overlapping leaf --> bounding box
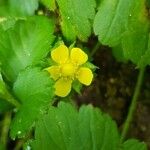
[32,102,147,150]
[56,0,96,41]
[123,139,147,150]
[94,0,150,68]
[0,16,54,82]
[121,0,150,67]
[94,0,135,46]
[10,67,55,139]
[32,102,120,150]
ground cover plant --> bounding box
[0,0,150,149]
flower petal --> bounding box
[45,66,60,80]
[77,67,93,86]
[54,78,72,97]
[51,44,69,63]
[70,48,88,65]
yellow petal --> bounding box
[54,78,72,97]
[51,44,69,64]
[77,67,93,86]
[70,48,88,65]
[45,66,60,80]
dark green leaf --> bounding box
[32,102,120,150]
[10,67,55,139]
[123,139,147,150]
[121,0,150,67]
[0,16,54,82]
[112,45,127,62]
[0,98,12,113]
[137,37,150,67]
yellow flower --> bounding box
[46,44,93,97]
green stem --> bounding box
[0,112,12,150]
[14,140,24,150]
[14,131,32,150]
[90,42,101,57]
[5,92,21,108]
[121,67,145,142]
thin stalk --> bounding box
[14,140,24,150]
[14,132,32,150]
[121,67,145,142]
[5,92,21,108]
[0,112,12,150]
[90,42,101,57]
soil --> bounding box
[75,46,150,149]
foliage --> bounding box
[32,102,146,150]
[0,0,149,149]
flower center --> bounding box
[61,63,75,77]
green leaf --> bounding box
[57,0,96,41]
[0,17,17,30]
[10,67,55,139]
[0,0,38,17]
[72,80,82,94]
[94,0,139,46]
[112,45,127,62]
[0,16,54,82]
[32,102,120,150]
[137,37,150,68]
[122,25,149,66]
[123,139,147,150]
[41,0,56,11]
[121,0,150,67]
[94,0,150,67]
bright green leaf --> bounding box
[32,102,120,150]
[10,67,55,139]
[57,0,96,41]
[0,17,17,30]
[0,16,54,82]
[123,139,147,150]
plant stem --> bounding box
[14,132,32,150]
[5,92,21,108]
[14,140,24,150]
[0,112,12,150]
[121,67,145,142]
[90,42,101,57]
